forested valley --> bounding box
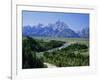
[22,36,89,69]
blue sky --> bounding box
[22,10,89,32]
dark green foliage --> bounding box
[43,43,89,67]
[38,39,65,52]
[22,50,44,69]
[62,43,88,51]
[22,36,89,68]
[22,36,65,69]
[46,40,65,49]
[23,36,65,52]
[22,36,44,69]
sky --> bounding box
[22,10,89,32]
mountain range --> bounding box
[22,21,89,38]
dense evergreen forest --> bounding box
[22,36,65,68]
[43,43,89,67]
[22,36,89,69]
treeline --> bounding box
[22,36,65,69]
[43,43,89,67]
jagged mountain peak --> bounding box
[55,20,67,26]
[22,21,81,38]
[49,20,69,31]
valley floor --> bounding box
[22,36,89,69]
